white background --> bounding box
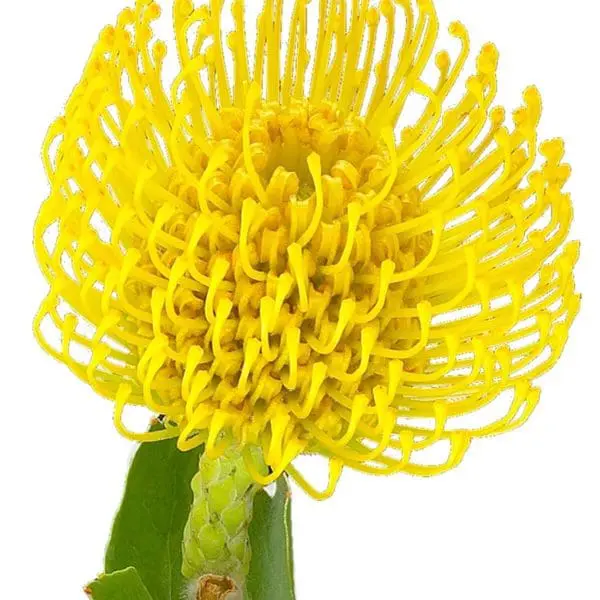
[1,1,599,598]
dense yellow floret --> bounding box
[34,0,579,499]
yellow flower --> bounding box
[34,0,579,500]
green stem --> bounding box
[182,447,267,597]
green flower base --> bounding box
[86,423,295,600]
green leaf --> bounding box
[86,567,153,600]
[247,476,296,600]
[105,424,203,600]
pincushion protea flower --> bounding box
[34,0,579,500]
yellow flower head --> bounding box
[34,0,579,499]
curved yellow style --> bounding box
[34,0,579,499]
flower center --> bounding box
[167,98,424,276]
[145,96,432,429]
